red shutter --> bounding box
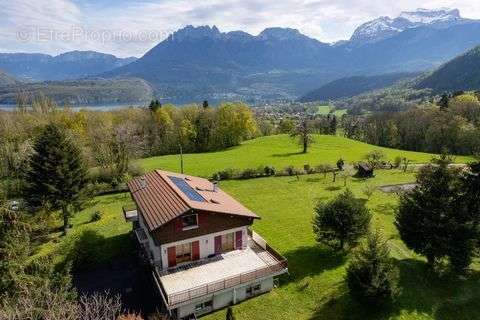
[167,246,177,268]
[198,213,207,227]
[214,235,222,254]
[235,230,243,249]
[175,218,183,232]
[192,241,200,260]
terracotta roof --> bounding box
[127,170,259,231]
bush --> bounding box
[285,165,296,176]
[304,164,314,174]
[346,231,399,305]
[215,168,237,180]
[264,166,276,176]
[337,158,345,170]
[90,211,103,222]
[393,156,402,168]
[365,150,387,168]
[313,189,371,251]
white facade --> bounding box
[176,277,274,319]
[159,226,248,270]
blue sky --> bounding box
[1,0,479,57]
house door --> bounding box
[192,241,200,261]
[214,235,222,254]
[167,246,176,268]
[235,231,243,249]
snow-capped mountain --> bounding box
[350,8,463,44]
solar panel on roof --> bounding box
[168,176,206,202]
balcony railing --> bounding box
[155,232,288,307]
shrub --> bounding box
[285,165,295,176]
[317,164,334,178]
[264,166,276,176]
[393,156,402,168]
[337,158,345,170]
[313,189,371,251]
[215,168,237,180]
[304,164,314,174]
[346,231,399,305]
[240,168,258,179]
[90,211,103,222]
[365,150,387,168]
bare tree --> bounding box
[291,117,314,153]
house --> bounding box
[123,170,288,319]
[355,162,374,178]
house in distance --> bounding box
[123,170,288,319]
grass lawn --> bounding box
[34,135,479,319]
[317,106,347,117]
[37,168,480,320]
[138,135,472,178]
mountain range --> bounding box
[0,51,136,82]
[1,8,480,105]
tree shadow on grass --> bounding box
[68,230,133,272]
[325,186,342,191]
[308,258,480,320]
[282,245,347,287]
[271,151,305,157]
[71,231,162,314]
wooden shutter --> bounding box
[214,235,222,254]
[198,213,207,227]
[235,230,243,249]
[175,218,183,232]
[192,241,200,260]
[167,246,177,268]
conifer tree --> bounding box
[313,189,371,251]
[396,156,480,272]
[346,230,399,305]
[24,123,88,234]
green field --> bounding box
[317,106,347,117]
[36,135,479,320]
[139,134,472,178]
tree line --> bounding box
[0,101,258,196]
[341,92,480,155]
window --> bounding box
[222,233,234,252]
[182,214,198,230]
[175,243,192,264]
[195,300,213,312]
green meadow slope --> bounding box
[139,134,472,177]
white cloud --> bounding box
[0,0,479,57]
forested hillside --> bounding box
[0,78,154,105]
[416,46,480,93]
[300,72,418,102]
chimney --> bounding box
[139,177,148,189]
[213,181,219,192]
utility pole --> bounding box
[179,144,184,174]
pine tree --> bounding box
[313,189,371,251]
[395,156,479,272]
[203,100,209,109]
[346,230,399,305]
[24,123,88,234]
[330,115,337,135]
